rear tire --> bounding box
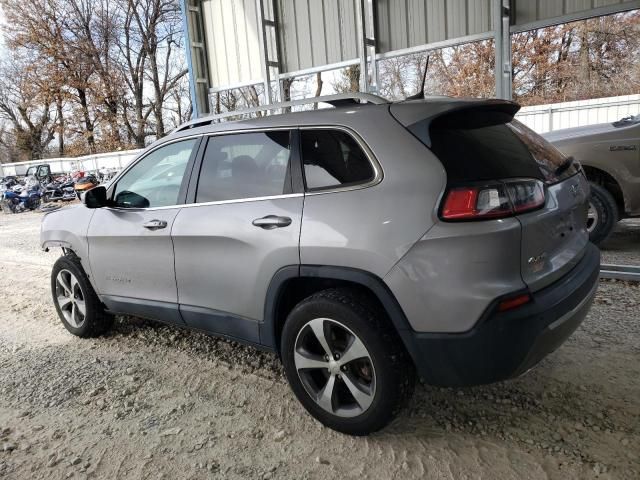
[587,182,618,246]
[281,288,415,435]
[51,254,113,337]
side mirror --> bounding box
[83,185,108,208]
[113,190,150,208]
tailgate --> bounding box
[517,173,590,291]
[507,120,591,291]
[391,99,591,294]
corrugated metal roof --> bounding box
[202,0,264,88]
[376,0,494,53]
[198,0,639,91]
[513,0,637,26]
[277,0,360,72]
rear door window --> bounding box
[195,131,292,203]
[300,130,374,190]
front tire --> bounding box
[51,255,113,337]
[281,288,415,435]
[587,182,618,246]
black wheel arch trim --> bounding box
[260,264,413,351]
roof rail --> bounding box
[174,92,388,132]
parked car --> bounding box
[545,114,640,245]
[25,164,53,184]
[41,94,599,435]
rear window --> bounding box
[300,130,374,190]
[421,112,579,184]
[507,120,579,182]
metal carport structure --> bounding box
[180,0,640,117]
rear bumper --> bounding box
[399,242,600,387]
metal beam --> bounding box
[356,0,368,92]
[277,59,361,80]
[180,0,198,118]
[374,32,495,61]
[256,0,274,104]
[366,0,379,93]
[182,0,211,117]
[511,0,640,34]
[208,78,270,94]
[494,0,512,100]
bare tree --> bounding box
[332,65,361,93]
[65,0,124,145]
[1,0,99,152]
[0,55,58,160]
[127,0,188,139]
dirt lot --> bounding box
[0,210,638,480]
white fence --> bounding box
[516,94,640,134]
[0,149,143,177]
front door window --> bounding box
[113,139,197,208]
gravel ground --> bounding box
[0,210,638,480]
[600,218,640,266]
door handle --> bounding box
[143,219,168,230]
[252,215,292,230]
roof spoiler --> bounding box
[390,98,520,147]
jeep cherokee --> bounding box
[41,94,600,435]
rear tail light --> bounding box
[441,179,545,221]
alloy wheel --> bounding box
[587,200,599,233]
[55,269,86,328]
[294,317,376,418]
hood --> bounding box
[543,122,615,143]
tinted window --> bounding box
[195,131,291,203]
[301,130,374,190]
[427,114,577,184]
[507,120,580,182]
[114,139,196,208]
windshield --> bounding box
[613,114,640,128]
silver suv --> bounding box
[41,94,600,435]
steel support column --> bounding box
[494,0,512,100]
[356,0,368,92]
[256,0,273,104]
[182,0,211,117]
[356,0,378,93]
[180,0,199,118]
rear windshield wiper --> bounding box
[554,156,575,176]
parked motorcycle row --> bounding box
[0,167,119,214]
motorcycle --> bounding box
[42,177,77,203]
[74,174,100,199]
[1,176,42,213]
[98,167,119,182]
[1,176,19,191]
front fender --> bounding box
[41,205,96,279]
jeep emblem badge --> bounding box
[570,184,579,197]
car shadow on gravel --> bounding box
[107,316,284,378]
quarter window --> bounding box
[301,130,374,190]
[113,139,197,208]
[195,131,291,203]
